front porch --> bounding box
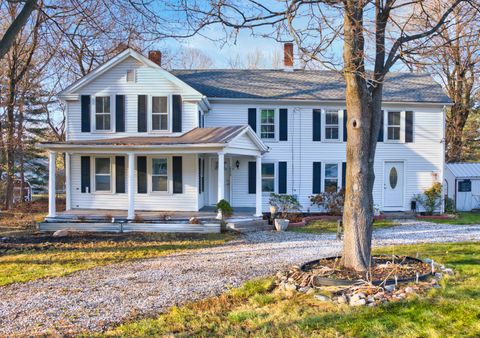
[39,126,269,230]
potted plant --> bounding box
[215,199,233,231]
[269,193,302,231]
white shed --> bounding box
[445,163,480,211]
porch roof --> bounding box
[39,125,269,155]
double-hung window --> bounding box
[325,110,339,140]
[387,111,401,141]
[324,163,338,192]
[151,158,168,192]
[260,109,275,139]
[152,96,168,131]
[262,163,275,192]
[95,96,111,131]
[95,157,111,191]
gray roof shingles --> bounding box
[172,69,450,103]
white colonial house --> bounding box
[40,46,450,221]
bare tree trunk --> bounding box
[341,0,377,271]
[446,104,470,162]
[4,57,17,210]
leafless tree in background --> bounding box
[409,0,480,163]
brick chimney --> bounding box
[148,50,162,66]
[283,43,294,69]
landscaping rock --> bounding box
[384,284,395,292]
[350,298,366,306]
[314,294,330,302]
[367,296,375,303]
[336,295,348,304]
[404,286,414,294]
[443,268,454,276]
[298,286,311,293]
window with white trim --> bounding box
[324,163,338,192]
[325,110,339,140]
[151,158,168,192]
[152,96,168,131]
[95,96,111,131]
[262,163,275,192]
[260,109,275,139]
[387,111,401,140]
[95,157,111,191]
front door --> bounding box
[383,161,404,209]
[209,158,231,205]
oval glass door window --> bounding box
[389,167,398,189]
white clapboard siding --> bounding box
[206,102,444,212]
[38,222,220,233]
[67,56,198,141]
[70,154,199,211]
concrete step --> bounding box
[226,219,273,233]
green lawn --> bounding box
[419,212,480,225]
[104,242,480,337]
[0,232,235,286]
[290,219,395,234]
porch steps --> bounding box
[226,218,272,233]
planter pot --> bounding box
[274,219,289,231]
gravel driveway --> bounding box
[1,222,479,336]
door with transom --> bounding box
[383,161,404,209]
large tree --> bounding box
[129,0,478,271]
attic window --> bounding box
[126,70,136,82]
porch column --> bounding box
[217,152,225,202]
[255,155,262,217]
[47,151,56,218]
[65,152,71,211]
[127,152,135,220]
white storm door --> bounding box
[384,161,404,208]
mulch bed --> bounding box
[301,255,431,282]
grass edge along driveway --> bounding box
[0,232,236,286]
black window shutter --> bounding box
[405,111,414,143]
[342,162,347,189]
[173,156,183,193]
[312,162,322,194]
[248,108,257,132]
[115,156,126,193]
[377,110,384,142]
[137,95,147,132]
[81,95,91,132]
[137,156,147,193]
[248,161,256,194]
[115,95,125,132]
[279,109,288,141]
[278,162,287,194]
[81,156,91,193]
[313,109,321,141]
[201,158,205,192]
[343,109,348,142]
[172,95,182,132]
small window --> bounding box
[152,96,168,131]
[262,163,275,192]
[325,110,339,140]
[152,158,168,192]
[95,96,111,131]
[387,111,401,140]
[324,163,338,192]
[126,70,136,82]
[389,167,398,189]
[95,157,111,191]
[260,109,275,139]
